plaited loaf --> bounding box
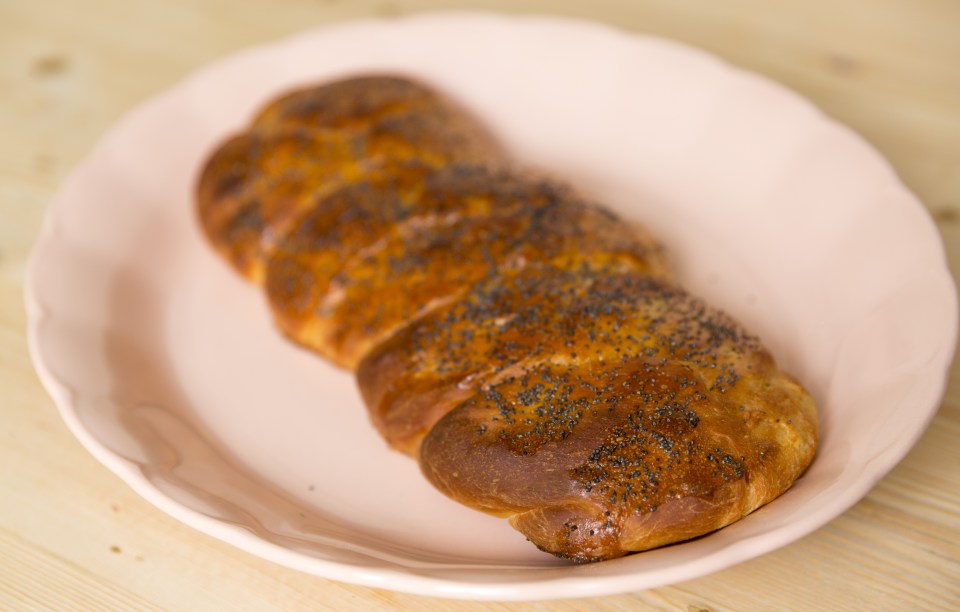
[197,76,817,562]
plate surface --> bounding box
[26,12,957,600]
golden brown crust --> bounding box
[196,76,498,282]
[416,274,817,561]
[269,168,670,369]
[196,75,818,563]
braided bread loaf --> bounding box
[197,76,817,562]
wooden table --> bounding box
[2,0,958,609]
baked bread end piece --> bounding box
[418,280,817,562]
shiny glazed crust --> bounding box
[196,75,818,562]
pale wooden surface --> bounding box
[2,0,958,609]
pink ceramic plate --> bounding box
[26,12,957,600]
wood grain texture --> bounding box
[1,0,958,609]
